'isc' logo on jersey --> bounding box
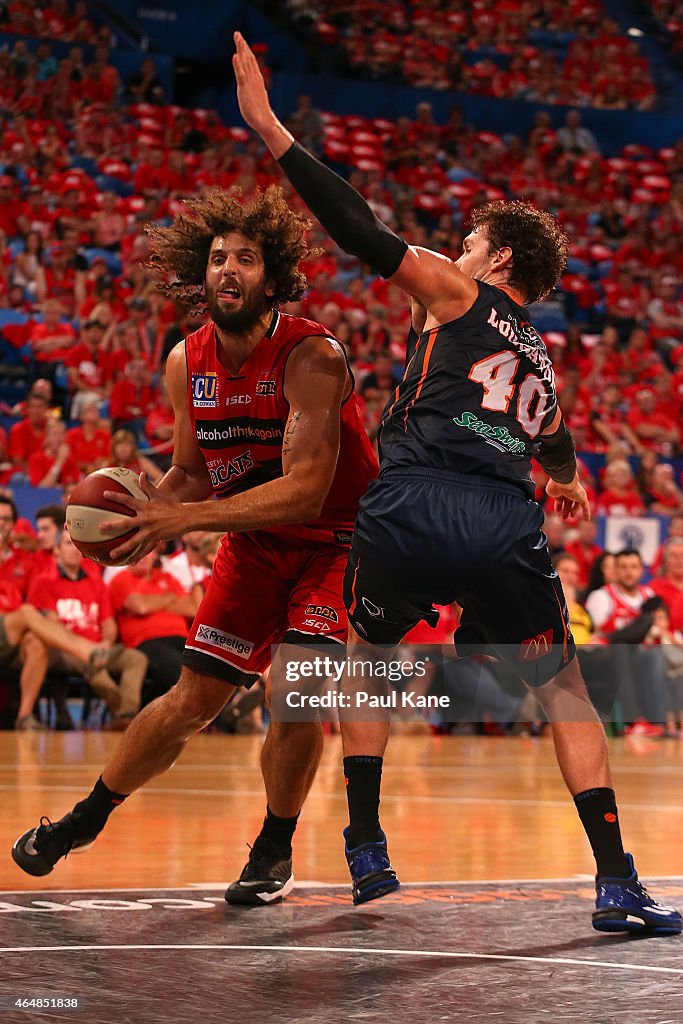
[192,373,218,408]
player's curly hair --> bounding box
[145,185,317,310]
[470,201,569,304]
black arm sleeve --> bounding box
[278,141,408,278]
[605,612,654,646]
[536,418,577,484]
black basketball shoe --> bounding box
[12,813,98,877]
[225,836,294,905]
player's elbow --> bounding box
[293,480,328,522]
[296,489,326,522]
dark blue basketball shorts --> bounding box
[343,468,576,687]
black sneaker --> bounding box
[12,813,97,877]
[225,836,294,905]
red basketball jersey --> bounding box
[600,583,653,633]
[185,310,378,543]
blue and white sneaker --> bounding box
[343,826,400,906]
[593,854,682,935]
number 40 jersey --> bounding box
[378,281,559,498]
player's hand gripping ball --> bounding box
[66,467,150,566]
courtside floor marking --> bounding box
[3,763,682,775]
[3,878,683,894]
[0,943,681,975]
[1,784,681,814]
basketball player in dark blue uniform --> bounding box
[234,32,681,935]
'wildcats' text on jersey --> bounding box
[185,310,378,543]
[379,282,559,496]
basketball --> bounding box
[66,467,149,566]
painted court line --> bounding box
[0,879,603,895]
[0,943,680,976]
[2,762,681,775]
[1,784,681,814]
[3,876,683,896]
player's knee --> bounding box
[166,668,233,729]
[20,631,47,659]
[534,655,590,705]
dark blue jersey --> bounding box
[378,282,558,497]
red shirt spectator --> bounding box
[627,389,681,451]
[0,176,23,237]
[28,566,114,643]
[27,418,80,488]
[66,404,112,474]
[0,496,35,599]
[29,301,77,364]
[64,320,109,397]
[108,564,189,648]
[0,579,23,613]
[109,358,155,424]
[145,409,174,452]
[649,542,683,631]
[596,489,645,517]
[7,392,49,472]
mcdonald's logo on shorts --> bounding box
[519,629,554,661]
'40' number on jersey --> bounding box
[467,351,551,438]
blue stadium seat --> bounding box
[95,174,134,197]
[70,156,99,176]
[0,310,29,328]
[531,309,568,333]
[84,248,123,275]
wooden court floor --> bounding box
[2,731,682,892]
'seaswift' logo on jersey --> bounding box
[192,372,218,408]
[453,411,526,453]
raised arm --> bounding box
[232,32,476,317]
[102,336,349,559]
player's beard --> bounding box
[206,284,273,333]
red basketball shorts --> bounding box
[183,530,349,685]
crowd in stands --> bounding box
[0,0,104,46]
[647,1,683,64]
[0,490,221,731]
[0,3,682,734]
[292,1,657,108]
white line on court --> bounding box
[3,877,683,896]
[0,943,681,976]
[1,763,681,775]
[1,784,681,814]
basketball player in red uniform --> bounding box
[13,186,378,904]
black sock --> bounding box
[574,787,631,879]
[343,755,383,847]
[73,776,128,835]
[259,806,299,857]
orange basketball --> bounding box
[66,467,149,566]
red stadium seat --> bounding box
[622,143,653,160]
[355,158,385,173]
